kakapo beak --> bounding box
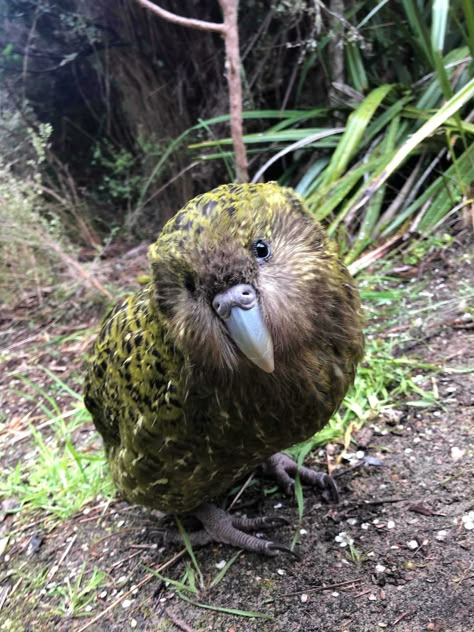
[212,284,274,373]
[227,304,274,373]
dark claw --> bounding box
[192,503,296,555]
[321,473,339,504]
[266,542,301,559]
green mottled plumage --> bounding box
[84,183,364,515]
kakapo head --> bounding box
[148,182,363,376]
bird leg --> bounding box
[158,453,338,555]
[263,452,339,503]
[189,503,295,556]
[157,508,293,555]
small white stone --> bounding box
[273,503,283,509]
[461,511,474,530]
[378,623,388,628]
[375,564,386,573]
[331,592,339,597]
[450,447,465,461]
[99,590,107,599]
[215,560,226,570]
[347,518,358,526]
[355,450,365,459]
[85,605,93,612]
[407,540,419,550]
[367,551,375,557]
[387,520,395,529]
[277,568,285,576]
[300,593,308,603]
[435,530,448,541]
[369,593,377,601]
[130,619,138,628]
[299,529,308,535]
[122,599,133,609]
[361,523,370,530]
[335,532,354,547]
[404,448,413,454]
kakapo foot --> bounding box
[263,452,339,503]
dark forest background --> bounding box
[0,0,472,303]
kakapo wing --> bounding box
[83,286,185,508]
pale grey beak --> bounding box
[212,284,274,373]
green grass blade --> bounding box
[416,144,474,233]
[349,77,474,218]
[209,551,242,589]
[462,0,474,57]
[346,42,369,92]
[189,128,340,148]
[320,84,394,187]
[295,158,329,196]
[145,568,198,595]
[431,0,449,52]
[176,592,273,620]
[175,517,204,588]
[402,0,434,65]
[357,0,391,28]
[251,128,344,184]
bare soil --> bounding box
[0,242,472,632]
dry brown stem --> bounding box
[135,0,225,33]
[41,231,114,300]
[135,0,249,182]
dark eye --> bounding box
[184,272,196,294]
[252,239,271,262]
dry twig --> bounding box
[165,607,198,632]
[135,0,248,182]
[393,609,416,626]
[48,534,77,580]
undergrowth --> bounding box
[0,123,73,307]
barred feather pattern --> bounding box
[84,183,364,513]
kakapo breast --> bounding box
[106,360,346,515]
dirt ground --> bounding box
[0,241,472,632]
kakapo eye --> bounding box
[252,239,272,262]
